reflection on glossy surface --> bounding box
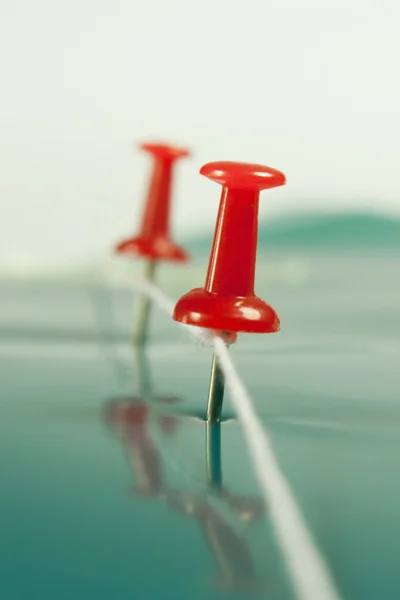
[206,421,223,489]
[168,492,268,595]
[108,406,269,595]
[105,346,269,596]
[106,401,167,498]
[105,346,181,496]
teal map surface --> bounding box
[1,213,399,600]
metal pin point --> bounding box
[133,261,157,346]
[206,352,226,422]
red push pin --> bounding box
[116,142,190,345]
[173,161,286,420]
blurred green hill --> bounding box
[186,212,400,254]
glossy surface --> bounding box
[174,161,285,333]
[1,246,400,599]
[116,142,190,262]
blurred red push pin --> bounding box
[173,161,286,420]
[116,142,190,345]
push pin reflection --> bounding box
[173,162,286,421]
[115,142,190,345]
[106,345,181,436]
[105,346,182,497]
[106,369,268,594]
[105,401,166,498]
[206,420,222,490]
[168,492,268,594]
[205,421,265,520]
[104,343,183,497]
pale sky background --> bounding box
[1,0,400,266]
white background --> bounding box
[1,0,400,266]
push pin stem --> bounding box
[132,330,154,393]
[133,261,157,346]
[173,161,286,420]
[206,352,226,422]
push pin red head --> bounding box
[115,142,190,345]
[173,161,286,420]
[173,161,285,333]
[116,142,190,263]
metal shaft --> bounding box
[133,345,153,402]
[133,261,157,346]
[206,420,222,489]
[206,352,226,422]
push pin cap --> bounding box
[140,142,189,161]
[116,142,190,262]
[173,161,285,334]
[200,161,285,190]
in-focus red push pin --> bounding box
[116,142,190,345]
[173,161,286,421]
